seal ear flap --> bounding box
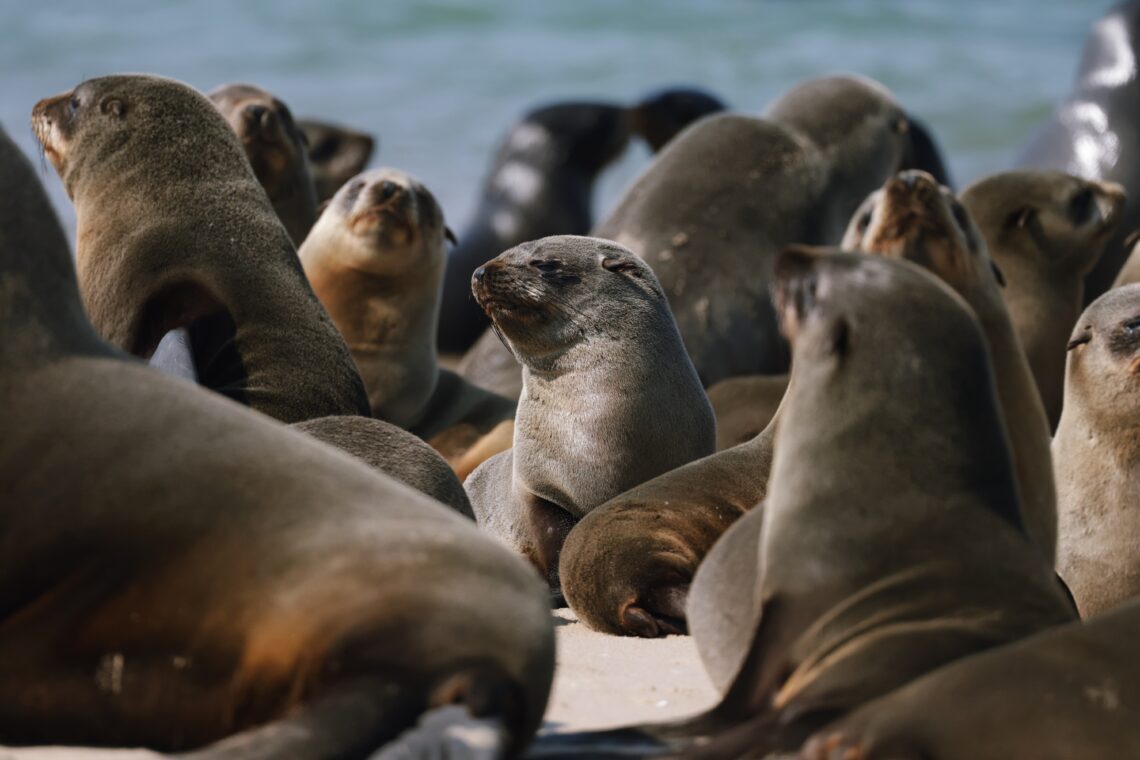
[1005,206,1036,230]
[445,226,458,247]
[101,98,126,119]
[990,260,1007,288]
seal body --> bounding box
[33,75,370,424]
[843,170,1058,563]
[210,83,319,246]
[1015,0,1140,301]
[960,170,1125,430]
[296,117,376,202]
[802,599,1140,760]
[464,236,715,590]
[438,102,632,354]
[593,76,913,386]
[675,249,1074,758]
[299,167,516,474]
[1054,284,1140,617]
[0,124,553,756]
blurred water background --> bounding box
[0,0,1115,237]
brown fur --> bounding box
[1054,284,1140,617]
[706,374,788,451]
[32,75,369,425]
[210,83,319,246]
[802,600,1140,760]
[296,118,376,203]
[0,123,553,756]
[961,170,1124,430]
[299,167,515,477]
[843,170,1059,563]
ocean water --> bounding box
[0,0,1115,237]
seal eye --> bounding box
[950,202,971,233]
[1069,188,1094,225]
[530,259,560,273]
[857,210,872,231]
[68,95,81,115]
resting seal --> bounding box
[535,250,1074,758]
[1054,284,1140,617]
[438,102,632,354]
[593,75,913,386]
[802,599,1140,760]
[210,83,319,246]
[464,236,715,591]
[960,170,1125,429]
[299,167,515,475]
[628,85,728,152]
[0,123,552,756]
[843,169,1058,562]
[33,74,370,424]
[296,117,376,202]
[1015,0,1140,302]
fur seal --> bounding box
[843,169,1058,562]
[559,402,779,639]
[801,600,1140,760]
[209,83,319,246]
[1015,0,1140,302]
[960,171,1125,430]
[1054,284,1140,617]
[628,85,728,152]
[296,117,376,203]
[533,249,1075,759]
[706,374,788,451]
[593,75,913,386]
[33,74,371,425]
[0,123,553,756]
[438,102,632,354]
[464,235,715,590]
[299,167,516,473]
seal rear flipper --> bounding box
[149,329,198,382]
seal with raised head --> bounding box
[438,102,632,354]
[296,117,376,203]
[801,599,1140,760]
[628,85,728,152]
[0,122,553,757]
[593,75,913,386]
[532,249,1075,759]
[299,167,516,474]
[842,169,1058,562]
[33,74,370,425]
[464,235,715,591]
[210,82,319,246]
[1015,0,1140,302]
[1053,284,1140,617]
[960,170,1125,430]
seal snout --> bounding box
[774,246,822,341]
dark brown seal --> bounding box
[296,117,376,202]
[960,170,1125,430]
[1054,283,1140,617]
[843,169,1058,562]
[32,74,370,425]
[299,167,515,476]
[463,235,715,592]
[0,122,553,757]
[210,82,319,246]
[801,599,1140,760]
[593,75,913,386]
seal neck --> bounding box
[0,133,109,368]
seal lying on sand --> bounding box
[299,167,516,475]
[0,122,552,757]
[210,82,319,246]
[464,236,715,591]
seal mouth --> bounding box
[471,264,546,324]
[31,98,67,172]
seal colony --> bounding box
[11,4,1140,753]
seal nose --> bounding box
[244,104,272,129]
[472,266,487,285]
